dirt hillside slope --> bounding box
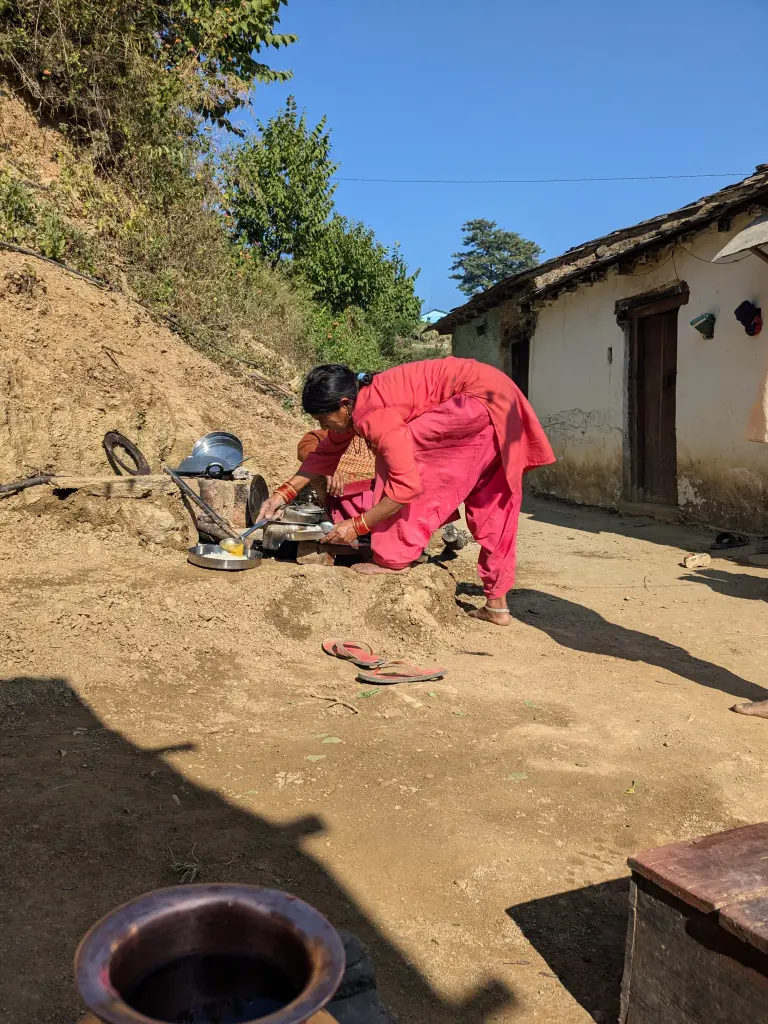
[0,86,62,185]
[0,249,302,484]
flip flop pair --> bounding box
[322,638,447,685]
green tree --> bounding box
[224,97,338,266]
[0,0,296,162]
[155,0,297,129]
[301,215,421,357]
[450,218,542,297]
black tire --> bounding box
[102,431,151,477]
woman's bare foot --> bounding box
[352,562,411,576]
[731,700,768,719]
[468,606,511,626]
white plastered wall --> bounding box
[528,211,768,530]
[451,309,502,368]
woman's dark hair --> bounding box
[302,364,376,415]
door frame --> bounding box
[616,284,689,505]
[506,334,531,397]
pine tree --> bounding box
[451,219,542,297]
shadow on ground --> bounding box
[0,676,513,1024]
[506,878,630,1024]
[455,585,768,704]
[523,495,718,552]
[681,567,768,602]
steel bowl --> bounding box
[74,884,345,1024]
[187,543,262,571]
[192,431,244,461]
[175,432,245,476]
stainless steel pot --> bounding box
[74,884,345,1024]
[280,504,326,526]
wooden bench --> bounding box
[621,822,768,1023]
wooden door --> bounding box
[633,309,678,504]
[509,337,530,397]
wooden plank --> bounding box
[621,881,768,1024]
[622,292,690,320]
[721,897,768,955]
[49,475,174,497]
[628,823,768,913]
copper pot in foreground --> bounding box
[75,884,345,1024]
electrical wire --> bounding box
[333,172,750,185]
[677,241,752,264]
[631,252,675,277]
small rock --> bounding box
[683,552,711,569]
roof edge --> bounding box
[433,169,768,334]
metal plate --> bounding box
[187,543,262,571]
[291,523,334,540]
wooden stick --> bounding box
[306,692,360,715]
[0,473,53,495]
[163,466,240,539]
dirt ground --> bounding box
[0,249,300,485]
[2,491,767,1024]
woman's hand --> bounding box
[326,473,345,498]
[321,518,358,546]
[257,493,288,524]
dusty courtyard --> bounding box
[2,493,768,1024]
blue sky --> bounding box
[240,0,768,314]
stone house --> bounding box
[433,168,768,531]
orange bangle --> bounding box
[275,482,298,504]
[353,514,371,537]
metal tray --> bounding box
[187,543,262,571]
